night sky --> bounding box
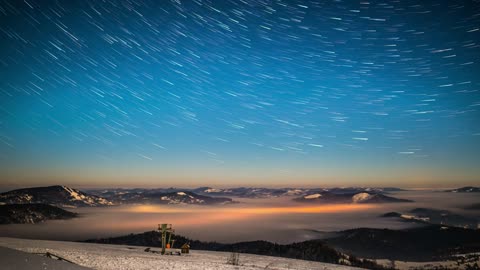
[1,0,479,188]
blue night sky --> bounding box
[0,0,479,188]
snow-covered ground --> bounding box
[376,258,480,270]
[0,237,364,270]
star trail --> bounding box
[0,0,479,187]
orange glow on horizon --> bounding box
[128,203,378,215]
[90,203,380,229]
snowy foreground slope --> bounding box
[0,237,364,270]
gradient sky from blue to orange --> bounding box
[0,0,479,188]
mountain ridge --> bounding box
[0,185,113,207]
[294,191,412,204]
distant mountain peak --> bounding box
[352,192,373,203]
[157,191,232,205]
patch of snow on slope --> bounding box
[21,194,33,202]
[400,215,430,222]
[304,194,322,199]
[205,188,222,193]
[352,192,372,203]
[62,186,86,201]
[177,192,187,196]
[286,189,304,196]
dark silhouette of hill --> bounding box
[0,204,77,224]
[325,225,480,261]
